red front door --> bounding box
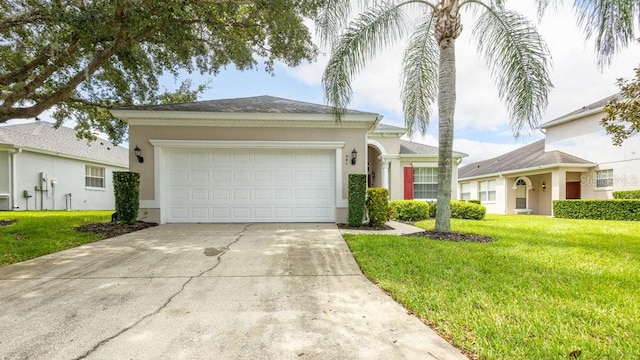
[566,182,581,199]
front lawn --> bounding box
[0,211,112,267]
[343,215,640,359]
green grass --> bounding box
[344,215,640,359]
[0,211,112,267]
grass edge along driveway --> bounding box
[343,215,640,359]
[1,211,112,267]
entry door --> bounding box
[515,179,527,209]
[566,182,581,199]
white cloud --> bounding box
[282,0,640,136]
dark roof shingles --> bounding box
[0,122,128,167]
[117,95,377,115]
[458,140,593,179]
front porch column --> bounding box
[381,159,390,192]
[551,169,566,215]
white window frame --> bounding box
[85,165,106,189]
[478,180,496,203]
[413,167,438,201]
[460,182,471,201]
[596,169,613,188]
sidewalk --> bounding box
[338,220,424,235]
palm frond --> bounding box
[573,0,639,68]
[531,0,563,18]
[472,6,553,136]
[315,0,353,46]
[401,13,438,136]
[322,2,408,117]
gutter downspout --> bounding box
[10,148,21,209]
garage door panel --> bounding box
[254,170,271,181]
[213,170,230,182]
[166,148,335,222]
[191,170,209,183]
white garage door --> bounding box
[165,148,336,222]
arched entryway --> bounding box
[512,176,533,211]
[366,139,388,191]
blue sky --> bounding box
[5,1,640,164]
[180,1,640,164]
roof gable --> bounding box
[0,122,128,167]
[538,93,620,129]
[458,140,593,179]
[399,140,467,157]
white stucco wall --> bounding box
[545,112,640,193]
[12,151,127,211]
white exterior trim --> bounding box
[113,109,379,124]
[146,140,348,223]
[539,107,603,129]
[459,163,595,181]
[7,146,127,169]
[148,139,345,149]
[366,139,387,156]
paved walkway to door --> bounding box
[0,223,467,360]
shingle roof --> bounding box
[0,121,128,167]
[458,140,593,179]
[116,95,377,115]
[538,93,621,129]
[399,140,467,157]
[372,123,407,133]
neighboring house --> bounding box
[111,95,466,224]
[0,121,129,211]
[458,95,640,215]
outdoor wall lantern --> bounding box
[541,182,546,192]
[351,148,358,165]
[134,145,144,163]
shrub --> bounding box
[468,199,481,205]
[430,201,486,220]
[429,202,437,218]
[389,200,430,221]
[348,174,367,227]
[553,200,640,221]
[366,188,390,226]
[113,171,140,224]
[613,190,640,199]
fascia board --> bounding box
[16,147,128,168]
[458,163,596,181]
[112,109,378,124]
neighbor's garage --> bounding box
[165,148,336,222]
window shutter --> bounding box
[404,167,413,199]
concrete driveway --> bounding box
[0,223,466,360]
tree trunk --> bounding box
[435,38,456,232]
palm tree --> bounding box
[318,1,552,232]
[537,0,639,69]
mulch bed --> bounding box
[406,230,495,243]
[337,223,394,231]
[0,219,16,227]
[76,221,158,238]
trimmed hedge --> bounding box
[430,201,486,220]
[389,200,430,222]
[553,200,640,221]
[348,174,367,227]
[613,190,640,199]
[366,188,390,226]
[113,171,140,224]
[468,199,481,205]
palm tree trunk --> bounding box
[435,38,456,232]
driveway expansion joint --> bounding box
[73,225,249,360]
